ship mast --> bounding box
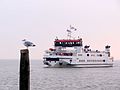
[67,25,77,39]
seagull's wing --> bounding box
[24,41,33,47]
[22,39,36,48]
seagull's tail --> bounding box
[22,39,26,41]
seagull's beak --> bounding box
[33,45,36,47]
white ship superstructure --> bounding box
[43,26,113,67]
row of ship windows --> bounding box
[79,60,105,62]
[47,60,105,63]
[55,42,81,44]
[78,54,104,57]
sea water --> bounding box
[0,60,120,90]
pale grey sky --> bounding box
[0,0,120,59]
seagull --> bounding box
[22,39,36,49]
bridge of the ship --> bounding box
[54,39,82,47]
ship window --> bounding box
[91,54,95,56]
[87,54,89,56]
[97,54,102,57]
[87,60,104,62]
[78,54,82,56]
[79,60,85,62]
[97,54,100,56]
[87,60,90,62]
[77,42,80,44]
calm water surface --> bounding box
[0,60,120,90]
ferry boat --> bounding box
[43,26,114,67]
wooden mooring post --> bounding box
[19,49,30,90]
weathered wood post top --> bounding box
[20,49,30,90]
[21,49,29,53]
